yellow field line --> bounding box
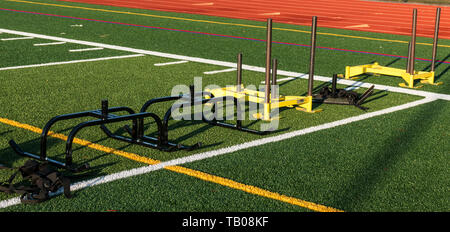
[166,166,341,212]
[0,117,343,212]
[7,0,450,48]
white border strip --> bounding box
[0,54,145,71]
[0,28,448,101]
[0,97,437,209]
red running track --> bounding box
[57,0,450,39]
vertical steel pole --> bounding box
[406,41,412,72]
[308,16,318,97]
[331,74,337,96]
[271,58,278,86]
[431,8,441,72]
[236,53,243,92]
[101,100,108,120]
[408,9,418,74]
[265,18,272,104]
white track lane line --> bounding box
[154,60,188,66]
[1,36,34,41]
[33,41,67,46]
[0,97,437,209]
[0,28,448,101]
[0,54,145,71]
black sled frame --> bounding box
[9,89,270,172]
[313,74,375,110]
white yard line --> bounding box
[0,54,145,71]
[69,47,104,52]
[203,68,236,75]
[154,60,188,66]
[1,28,447,101]
[33,41,67,46]
[0,96,437,209]
[1,36,34,41]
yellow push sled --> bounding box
[344,8,443,89]
[206,17,321,121]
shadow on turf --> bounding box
[360,89,389,105]
[331,83,448,211]
[141,111,291,145]
[0,130,12,137]
[424,53,450,81]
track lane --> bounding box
[56,0,450,39]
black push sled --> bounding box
[313,74,375,111]
[8,87,270,172]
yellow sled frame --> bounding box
[205,85,316,121]
[344,62,436,89]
